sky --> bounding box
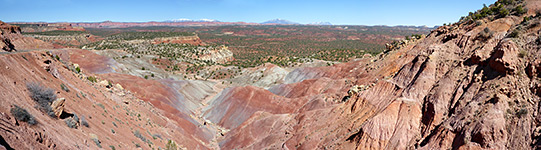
[0,0,497,26]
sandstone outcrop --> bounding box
[0,21,54,51]
[0,21,19,51]
[196,46,234,64]
[152,35,203,46]
[50,98,65,117]
[488,39,520,74]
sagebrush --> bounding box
[65,117,78,128]
[80,115,89,127]
[10,105,37,125]
[26,82,57,117]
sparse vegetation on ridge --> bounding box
[459,0,528,25]
[105,31,194,41]
[22,30,88,36]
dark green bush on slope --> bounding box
[10,105,37,125]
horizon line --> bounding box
[5,20,438,28]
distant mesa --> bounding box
[261,19,300,25]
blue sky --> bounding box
[0,0,496,26]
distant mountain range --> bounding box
[261,19,300,25]
[259,19,335,25]
[163,18,332,25]
[12,18,435,28]
[165,18,219,22]
[165,18,332,25]
[308,22,333,25]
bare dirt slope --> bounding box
[0,51,211,149]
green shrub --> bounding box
[475,20,484,26]
[499,0,514,5]
[514,5,527,15]
[479,27,494,40]
[165,140,178,150]
[490,4,509,18]
[509,29,521,38]
[87,76,97,83]
[10,105,37,125]
[522,16,531,23]
[517,108,528,118]
[134,130,149,143]
[500,8,510,17]
[152,134,162,140]
[96,103,105,109]
[518,50,528,58]
[60,83,69,92]
[91,137,102,148]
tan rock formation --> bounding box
[50,98,65,117]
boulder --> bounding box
[489,39,520,74]
[347,85,362,97]
[98,80,109,87]
[50,98,65,117]
[46,65,60,79]
[526,60,541,78]
[114,83,124,90]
